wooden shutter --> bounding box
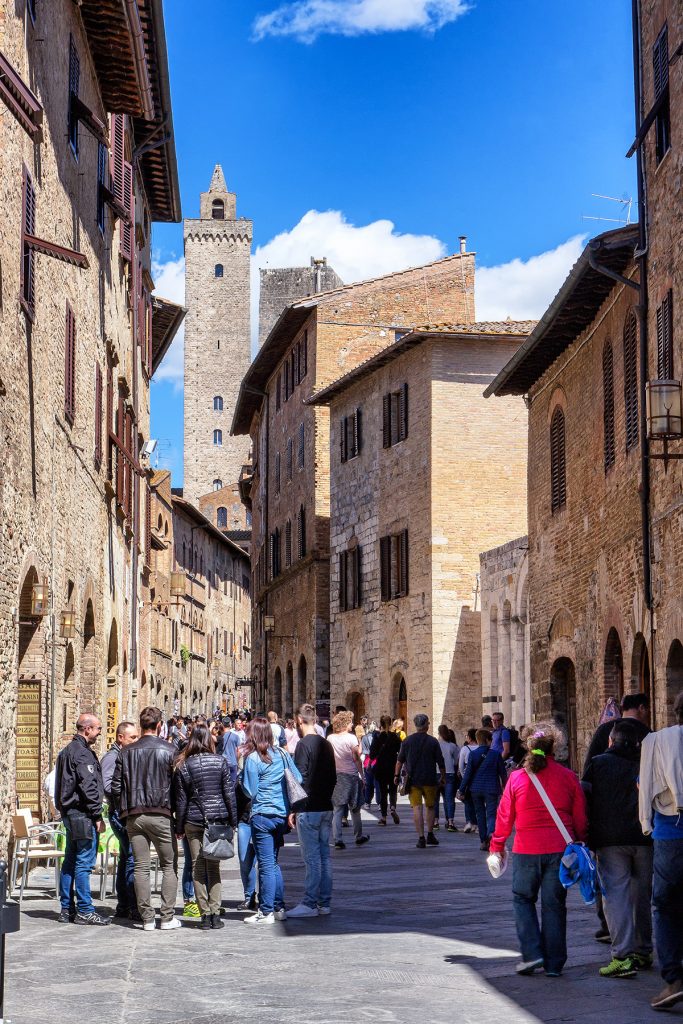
[120,161,133,262]
[623,311,639,452]
[301,330,308,379]
[398,383,409,441]
[284,361,290,400]
[398,530,409,597]
[382,394,391,448]
[145,484,152,565]
[298,505,306,558]
[340,417,348,463]
[285,519,292,567]
[64,302,76,424]
[354,545,362,607]
[653,24,669,100]
[550,407,566,514]
[20,165,36,318]
[110,114,126,208]
[68,35,80,154]
[656,290,674,380]
[339,551,348,612]
[298,422,304,467]
[276,374,281,411]
[380,536,391,601]
[602,341,615,471]
[94,361,103,467]
[96,142,107,232]
[353,408,362,457]
[106,363,114,480]
[275,451,281,493]
[291,347,297,388]
[287,438,292,479]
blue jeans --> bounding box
[110,810,136,913]
[60,812,98,915]
[182,836,195,901]
[512,852,567,973]
[472,791,499,843]
[435,774,456,822]
[238,820,257,899]
[363,766,381,806]
[251,814,286,915]
[653,839,683,984]
[297,811,333,909]
[464,792,477,826]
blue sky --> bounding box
[151,0,637,484]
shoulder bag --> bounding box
[192,755,234,861]
[525,769,573,844]
[278,749,308,811]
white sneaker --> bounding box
[244,911,275,925]
[142,920,156,931]
[286,903,318,919]
[159,918,181,931]
[274,908,287,921]
[317,906,332,916]
[463,823,476,834]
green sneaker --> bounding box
[599,957,637,979]
[183,901,201,919]
[631,952,654,970]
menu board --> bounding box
[16,680,42,815]
[106,697,118,750]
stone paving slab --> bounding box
[3,801,674,1024]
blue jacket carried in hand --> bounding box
[559,842,602,905]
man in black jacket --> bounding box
[582,720,653,979]
[111,706,179,931]
[55,713,109,925]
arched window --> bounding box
[213,396,223,412]
[212,199,224,220]
[623,311,639,451]
[213,478,222,491]
[217,507,227,528]
[603,340,615,471]
[213,429,222,446]
[550,407,566,514]
[214,264,223,278]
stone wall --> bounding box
[258,262,343,347]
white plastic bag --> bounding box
[486,849,509,878]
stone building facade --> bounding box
[258,260,343,347]
[311,324,531,738]
[183,166,252,505]
[0,0,181,849]
[149,472,252,717]
[233,254,478,714]
[479,538,530,727]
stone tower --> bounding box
[183,166,252,505]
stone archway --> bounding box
[16,565,46,815]
[82,600,96,711]
[285,661,294,716]
[346,690,366,724]
[62,643,76,739]
[550,658,577,771]
[392,674,407,730]
[297,655,307,708]
[666,640,683,725]
[604,627,624,703]
[105,621,119,750]
[630,633,651,720]
[272,667,282,715]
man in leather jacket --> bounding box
[55,713,109,925]
[111,705,179,931]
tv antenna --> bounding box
[582,193,634,225]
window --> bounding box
[213,395,223,411]
[270,528,281,580]
[217,507,227,528]
[64,302,76,425]
[299,330,308,380]
[291,346,298,388]
[550,407,567,514]
[215,264,223,278]
[276,373,281,412]
[213,478,222,491]
[380,530,408,601]
[96,142,107,233]
[284,361,290,401]
[285,519,292,567]
[212,199,224,219]
[603,341,615,472]
[298,505,307,559]
[286,438,293,481]
[623,311,639,452]
[27,0,37,24]
[340,409,362,462]
[20,165,36,319]
[213,429,222,446]
[653,24,671,164]
[274,451,281,495]
[297,422,305,468]
[68,35,80,156]
[339,546,362,611]
[656,290,674,380]
[246,510,252,528]
[383,383,409,447]
[94,362,103,468]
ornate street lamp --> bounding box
[170,571,186,597]
[59,609,76,639]
[647,380,683,469]
[31,580,49,617]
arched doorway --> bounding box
[346,690,366,724]
[17,566,46,815]
[550,658,577,771]
[393,674,407,729]
[272,667,282,715]
[666,640,683,724]
[82,600,96,709]
[631,633,651,720]
[297,655,307,708]
[285,661,294,715]
[604,627,624,702]
[106,621,119,751]
[62,643,76,738]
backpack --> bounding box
[599,697,621,726]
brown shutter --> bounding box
[301,330,308,378]
[106,363,114,480]
[339,551,347,612]
[653,24,669,100]
[94,361,103,467]
[276,374,281,411]
[602,341,615,471]
[382,394,391,448]
[399,530,409,597]
[284,361,290,400]
[285,519,292,567]
[623,311,639,452]
[399,383,409,441]
[110,114,126,208]
[656,291,674,380]
[20,165,36,319]
[354,545,362,607]
[120,161,133,262]
[298,505,306,558]
[380,536,391,601]
[67,35,80,154]
[340,417,348,463]
[550,407,566,513]
[298,422,304,468]
[353,408,361,457]
[64,302,76,424]
[145,484,152,565]
[291,348,297,389]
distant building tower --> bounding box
[183,166,252,505]
[259,258,343,346]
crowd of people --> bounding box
[50,690,683,1011]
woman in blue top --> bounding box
[457,728,508,851]
[240,716,303,924]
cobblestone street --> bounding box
[5,802,666,1024]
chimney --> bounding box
[311,256,327,293]
[459,236,467,255]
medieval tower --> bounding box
[183,166,252,505]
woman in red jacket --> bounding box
[489,722,588,977]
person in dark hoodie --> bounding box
[582,719,653,979]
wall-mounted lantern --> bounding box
[647,380,683,469]
[170,572,185,597]
[60,609,76,639]
[31,580,49,617]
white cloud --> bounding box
[253,0,469,42]
[151,254,185,390]
[476,235,586,322]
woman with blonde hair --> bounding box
[489,722,588,977]
[392,718,407,742]
[328,711,370,850]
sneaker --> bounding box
[432,822,440,830]
[197,916,211,931]
[652,980,683,1011]
[416,836,427,849]
[356,835,370,846]
[244,911,275,925]
[599,957,637,979]
[159,918,182,931]
[391,809,400,825]
[463,823,477,834]
[317,906,331,916]
[426,832,439,846]
[378,818,387,826]
[57,909,75,923]
[142,920,156,931]
[595,926,611,944]
[237,896,258,911]
[74,912,110,926]
[446,823,458,832]
[210,914,225,929]
[631,952,654,970]
[183,901,201,919]
[516,958,544,975]
[274,908,287,921]
[545,971,562,978]
[334,841,346,850]
[287,903,318,919]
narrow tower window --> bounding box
[212,199,224,219]
[213,429,222,446]
[213,478,222,491]
[213,396,223,411]
[215,264,223,278]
